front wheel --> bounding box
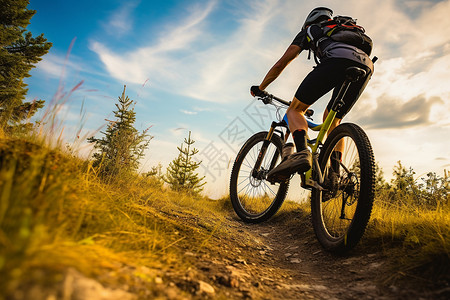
[230,132,289,223]
[311,123,375,253]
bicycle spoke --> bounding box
[262,180,277,196]
[237,181,252,195]
[242,156,254,170]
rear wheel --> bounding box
[311,123,375,253]
[230,132,289,223]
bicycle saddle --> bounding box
[345,67,367,82]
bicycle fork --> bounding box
[251,121,286,179]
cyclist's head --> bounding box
[302,7,333,30]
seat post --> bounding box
[331,66,367,112]
[331,80,351,112]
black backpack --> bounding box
[321,16,373,56]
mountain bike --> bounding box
[229,66,376,253]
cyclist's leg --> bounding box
[268,59,359,181]
[288,59,346,145]
[268,60,345,181]
[268,97,312,181]
[286,98,309,134]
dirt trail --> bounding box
[235,211,394,300]
[39,202,447,300]
[173,207,446,300]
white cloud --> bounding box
[35,51,81,80]
[104,1,140,36]
[90,0,304,103]
[353,94,443,129]
[37,54,68,78]
[338,0,450,126]
[366,123,450,180]
[88,0,450,104]
[35,45,112,84]
[91,0,217,86]
[180,109,198,115]
[90,0,450,106]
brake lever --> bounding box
[259,94,272,105]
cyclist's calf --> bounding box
[286,97,310,133]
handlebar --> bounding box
[256,93,291,107]
[255,92,315,121]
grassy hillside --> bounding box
[0,135,234,299]
[0,135,448,299]
[365,195,449,285]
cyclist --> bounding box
[250,7,374,183]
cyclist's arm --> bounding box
[259,45,302,91]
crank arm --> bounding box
[305,179,326,191]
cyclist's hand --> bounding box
[250,85,267,97]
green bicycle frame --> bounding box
[304,108,338,186]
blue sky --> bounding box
[25,0,450,197]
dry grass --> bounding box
[363,195,450,284]
[0,135,228,298]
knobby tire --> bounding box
[311,123,375,253]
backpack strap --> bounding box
[324,16,366,34]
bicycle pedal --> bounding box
[267,175,289,185]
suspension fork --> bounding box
[251,122,281,178]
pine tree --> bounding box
[164,131,206,195]
[0,0,52,127]
[87,86,152,179]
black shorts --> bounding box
[294,58,371,119]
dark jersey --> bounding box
[291,30,310,50]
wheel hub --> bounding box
[342,173,358,205]
[322,171,339,202]
[249,173,262,187]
